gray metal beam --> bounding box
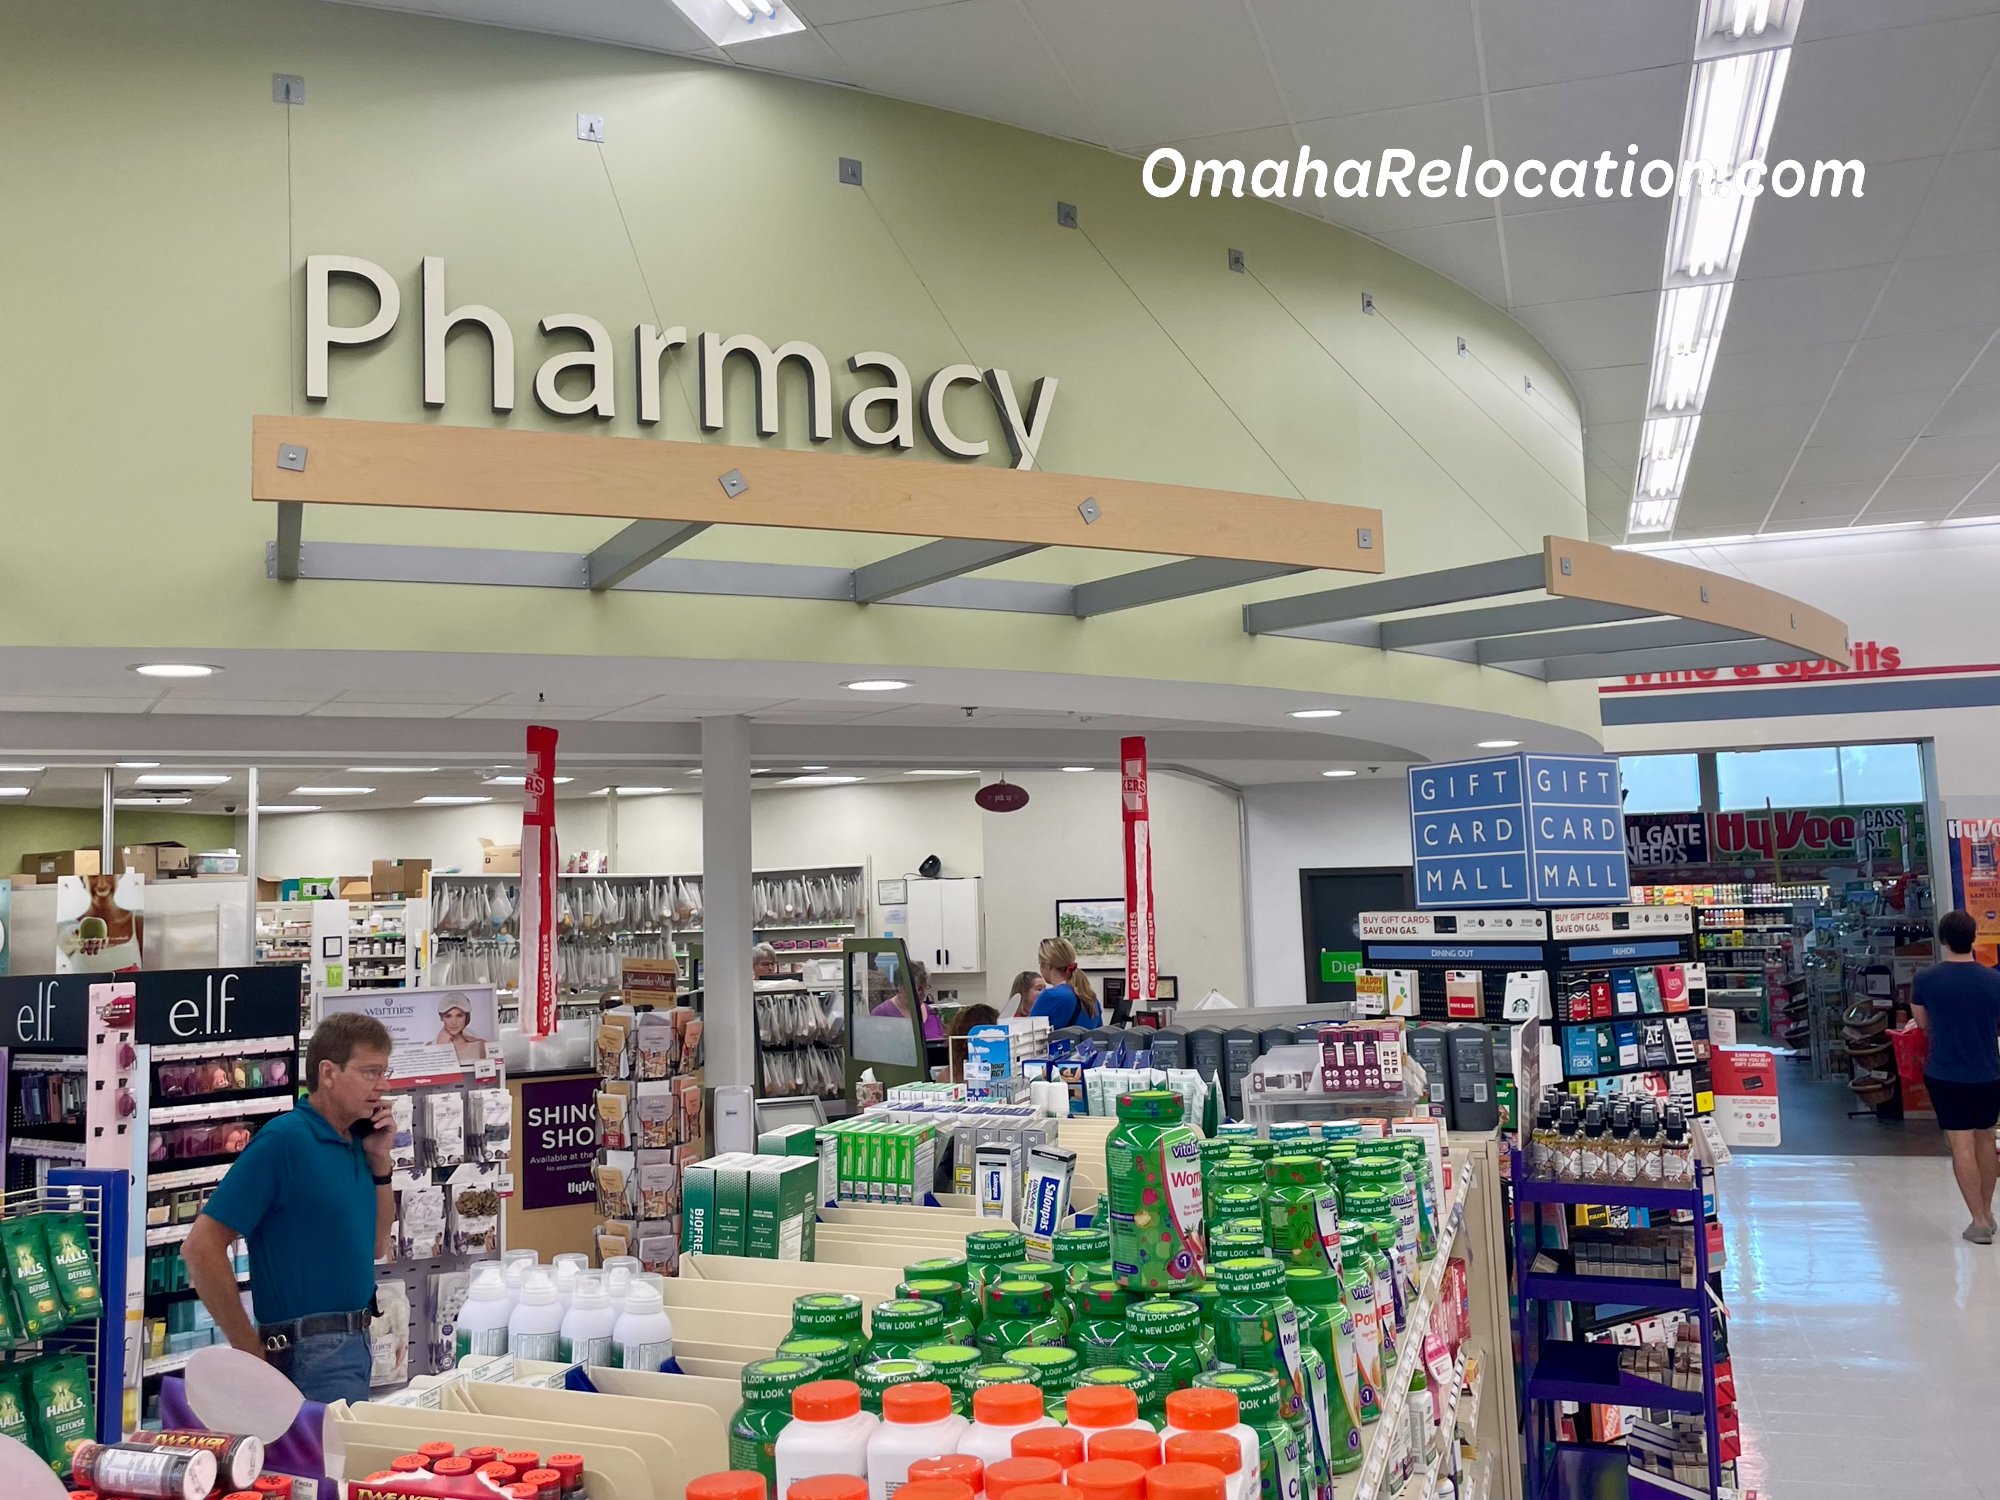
[274,502,303,582]
[1541,638,1819,682]
[586,520,711,591]
[1243,552,1545,635]
[1476,617,1756,664]
[852,540,1043,603]
[1380,598,1655,649]
[1074,559,1308,617]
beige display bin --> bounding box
[681,1252,904,1298]
[330,1402,667,1500]
[447,1375,730,1476]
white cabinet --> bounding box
[904,876,983,974]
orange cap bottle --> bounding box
[1087,1430,1162,1469]
[984,1456,1064,1499]
[1067,1459,1148,1500]
[787,1478,868,1500]
[1011,1427,1085,1468]
[1163,1432,1242,1481]
[909,1453,984,1492]
[1065,1387,1142,1431]
[1144,1463,1226,1500]
[686,1474,768,1500]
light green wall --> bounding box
[0,0,1598,735]
[0,808,239,881]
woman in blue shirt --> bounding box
[1029,937,1103,1030]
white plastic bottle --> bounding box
[502,1254,537,1320]
[956,1381,1055,1468]
[775,1379,878,1496]
[1163,1388,1260,1500]
[1064,1384,1156,1438]
[453,1268,511,1362]
[552,1257,582,1314]
[601,1254,642,1280]
[507,1268,565,1361]
[611,1280,677,1371]
[866,1382,969,1500]
[560,1272,620,1366]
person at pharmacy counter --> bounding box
[181,1013,397,1402]
[1913,909,2000,1244]
[1029,937,1102,1029]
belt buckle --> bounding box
[263,1330,293,1355]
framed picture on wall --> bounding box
[1055,898,1127,964]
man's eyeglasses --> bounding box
[344,1063,389,1082]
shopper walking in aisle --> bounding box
[1029,937,1102,1030]
[181,1012,397,1401]
[1913,910,2000,1243]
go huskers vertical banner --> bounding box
[1121,736,1157,1006]
[521,725,560,1039]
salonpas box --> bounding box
[747,1157,820,1260]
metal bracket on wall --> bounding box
[839,157,863,186]
[272,74,304,106]
[1056,202,1078,229]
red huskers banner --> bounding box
[520,725,560,1039]
[1121,736,1157,1005]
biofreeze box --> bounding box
[748,1157,820,1259]
[710,1153,753,1255]
[681,1157,717,1255]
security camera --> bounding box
[223,803,239,814]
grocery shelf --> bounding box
[1521,1270,1703,1312]
[1524,1340,1705,1415]
[1514,1173,1702,1213]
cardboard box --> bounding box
[478,838,521,874]
[21,849,100,881]
[338,875,372,900]
[152,842,192,874]
[256,877,284,902]
[372,858,432,898]
[116,845,159,881]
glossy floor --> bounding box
[1723,1154,2000,1498]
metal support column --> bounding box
[243,767,260,965]
[101,767,114,871]
[701,716,754,1089]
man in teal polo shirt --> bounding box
[183,1011,396,1403]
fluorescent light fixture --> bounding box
[417,795,491,805]
[1621,520,1932,552]
[1322,770,1358,778]
[135,773,230,786]
[666,0,806,47]
[131,663,218,678]
[1289,709,1344,719]
[905,769,977,777]
[1700,0,1799,46]
[1629,415,1702,533]
[1061,766,1094,773]
[1647,282,1733,415]
[1665,48,1789,281]
[257,804,321,813]
[0,787,29,798]
[801,765,830,772]
[484,775,575,786]
[610,786,671,796]
[115,795,191,806]
[1477,739,1522,749]
[842,679,911,692]
[348,766,442,774]
[785,774,863,786]
[0,765,44,773]
[116,762,160,769]
[1629,496,1681,534]
[292,786,375,796]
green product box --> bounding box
[815,1129,839,1207]
[758,1122,821,1156]
[681,1161,717,1256]
[711,1153,753,1257]
[836,1124,859,1201]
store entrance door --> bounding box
[1300,867,1412,1005]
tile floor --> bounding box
[1722,1154,2000,1498]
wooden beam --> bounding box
[251,416,1386,575]
[1544,536,1849,666]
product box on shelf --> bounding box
[477,838,521,874]
[1317,1022,1406,1093]
[372,859,433,898]
[679,1151,818,1261]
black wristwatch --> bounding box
[372,1172,393,1186]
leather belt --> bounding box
[259,1304,374,1353]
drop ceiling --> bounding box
[326,0,2000,541]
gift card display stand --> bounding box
[592,993,704,1276]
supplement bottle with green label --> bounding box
[1172,1279,1223,1341]
[1210,1227,1267,1262]
[1196,1370,1301,1500]
[977,1279,1065,1356]
[1362,1223,1406,1356]
[867,1300,946,1364]
[1207,1188,1265,1242]
[965,1360,1033,1395]
[1107,1090,1207,1294]
[1006,1343,1082,1400]
[729,1357,821,1485]
[898,1279,975,1347]
[856,1357,934,1415]
[1283,1269,1360,1473]
[1070,1364,1159,1428]
[1053,1227,1111,1300]
[998,1260,1074,1335]
[1073,1280,1135,1368]
[908,1342,984,1413]
[1339,1240,1384,1423]
[965,1228,1026,1311]
[791,1293,866,1363]
[777,1335,856,1383]
[1384,1138,1435,1257]
[1126,1298,1211,1423]
[1265,1158,1333,1270]
[905,1255,975,1327]
[1211,1258,1306,1425]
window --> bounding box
[1619,754,1701,813]
[1716,748,1841,810]
[1836,742,1924,805]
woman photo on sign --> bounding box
[434,993,491,1063]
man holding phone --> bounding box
[182,1012,397,1402]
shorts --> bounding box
[1924,1074,2000,1133]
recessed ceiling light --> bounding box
[292,786,375,796]
[0,787,29,798]
[348,766,442,774]
[416,795,491,805]
[842,679,911,692]
[610,786,671,796]
[257,804,321,813]
[135,773,230,786]
[1289,709,1344,720]
[905,770,977,777]
[115,795,190,807]
[131,663,218,678]
[0,765,44,773]
[1477,739,1521,750]
[1061,766,1094,773]
[785,775,864,786]
[1322,769,1358,778]
[484,775,575,786]
[116,762,160,769]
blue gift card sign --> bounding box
[1409,753,1629,907]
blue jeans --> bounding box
[276,1329,371,1405]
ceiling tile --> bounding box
[1502,199,1673,305]
[1371,216,1508,306]
[1837,326,1996,397]
[310,702,487,718]
[819,2,1097,144]
[1702,341,1852,412]
[337,686,488,704]
[1814,386,1954,443]
[1861,472,1989,515]
[453,704,628,719]
[1486,64,1690,214]
[1689,402,1825,458]
[1927,380,2000,435]
[1903,148,2000,258]
[1476,0,1695,92]
[1949,468,2000,515]
[1568,363,1648,421]
[151,700,327,716]
[1869,250,2000,336]
[1769,15,2000,167]
[1799,0,2000,43]
[1897,431,2000,477]
[1301,97,1497,234]
[1723,264,1894,351]
[1021,0,1287,149]
[1509,291,1656,372]
[1761,480,1879,523]
[1786,440,1910,488]
[1737,155,1939,277]
[724,26,860,84]
[788,0,958,22]
[421,0,711,52]
[1250,0,1481,121]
